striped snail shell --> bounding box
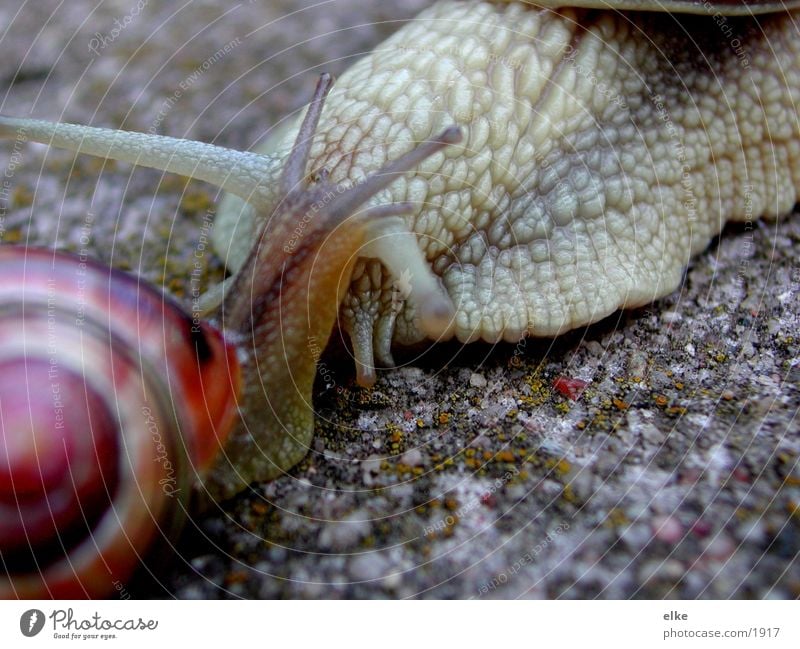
[0,246,240,598]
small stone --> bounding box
[652,515,683,543]
[349,553,389,582]
[568,470,594,501]
[299,581,326,598]
[704,534,735,561]
[400,448,425,467]
[382,570,403,589]
[649,371,672,391]
[585,341,604,356]
[627,351,648,379]
[620,523,651,549]
[640,423,664,444]
[470,372,487,388]
[661,310,682,324]
[641,558,684,584]
[319,511,371,551]
[739,520,766,545]
[691,519,712,538]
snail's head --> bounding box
[203,74,462,500]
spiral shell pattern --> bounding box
[0,246,239,598]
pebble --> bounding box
[319,511,372,551]
[704,534,736,561]
[649,370,672,391]
[691,519,712,538]
[349,553,390,581]
[381,570,403,589]
[585,341,605,356]
[568,470,594,501]
[401,448,425,467]
[640,423,664,445]
[652,515,683,544]
[619,523,652,549]
[470,372,488,388]
[640,558,685,584]
[469,434,491,449]
[627,351,649,378]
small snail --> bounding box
[1,0,798,596]
[0,75,460,597]
[0,246,240,598]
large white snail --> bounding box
[1,0,799,598]
[0,76,460,598]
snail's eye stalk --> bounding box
[0,115,281,212]
[280,72,334,197]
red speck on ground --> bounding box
[553,377,588,401]
[691,519,713,538]
[732,467,751,483]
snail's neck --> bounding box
[203,212,365,501]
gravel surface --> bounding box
[1,0,798,599]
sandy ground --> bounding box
[0,0,798,599]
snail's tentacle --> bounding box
[195,275,234,315]
[361,215,455,341]
[221,73,338,332]
[211,108,302,274]
[280,72,333,196]
[339,205,438,387]
[323,128,462,385]
[347,306,379,388]
[0,115,280,211]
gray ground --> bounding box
[0,0,798,599]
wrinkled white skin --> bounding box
[2,1,799,389]
[215,0,800,382]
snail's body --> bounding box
[216,0,800,377]
[1,2,799,511]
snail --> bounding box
[1,0,799,595]
[0,246,240,598]
[0,75,461,597]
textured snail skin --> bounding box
[0,1,799,499]
[222,0,800,381]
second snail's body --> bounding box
[1,0,799,596]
